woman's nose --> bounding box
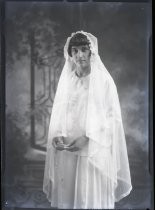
[77,50,83,58]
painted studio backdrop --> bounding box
[4,2,151,209]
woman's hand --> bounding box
[66,136,89,152]
[52,136,89,152]
[52,136,65,151]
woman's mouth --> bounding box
[78,60,86,63]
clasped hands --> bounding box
[52,136,88,152]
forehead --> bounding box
[71,45,90,49]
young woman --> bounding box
[43,31,132,209]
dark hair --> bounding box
[68,33,90,57]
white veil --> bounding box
[43,31,132,203]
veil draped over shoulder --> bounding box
[43,31,132,203]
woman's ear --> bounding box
[69,55,73,62]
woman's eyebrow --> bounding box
[81,45,90,49]
[71,45,89,49]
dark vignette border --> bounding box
[0,0,153,210]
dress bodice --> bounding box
[65,71,90,156]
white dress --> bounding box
[49,71,115,209]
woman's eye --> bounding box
[72,48,78,54]
[82,47,89,52]
[82,47,86,52]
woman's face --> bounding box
[71,45,91,69]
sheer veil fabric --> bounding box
[43,31,132,208]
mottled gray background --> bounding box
[4,1,152,209]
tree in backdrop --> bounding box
[6,4,65,151]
